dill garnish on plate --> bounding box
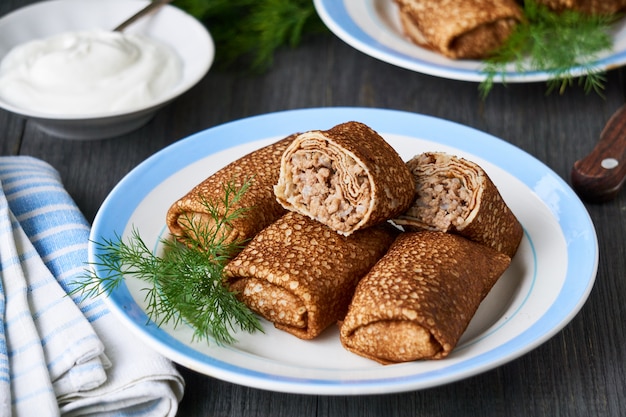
[479,0,617,98]
[73,180,263,346]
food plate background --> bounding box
[313,0,626,82]
[89,107,598,395]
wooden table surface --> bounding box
[1,1,625,416]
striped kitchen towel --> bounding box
[0,156,184,416]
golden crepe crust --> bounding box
[274,121,415,236]
[535,0,626,14]
[348,321,440,363]
[394,0,523,59]
[394,152,523,258]
[165,136,294,247]
[229,278,307,329]
[339,231,511,364]
[224,212,397,340]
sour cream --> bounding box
[0,30,182,116]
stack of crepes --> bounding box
[226,122,415,339]
[393,0,524,59]
[167,121,523,363]
[170,121,414,340]
[225,121,414,339]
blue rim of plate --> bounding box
[313,0,626,83]
[90,107,598,394]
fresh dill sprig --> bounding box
[71,179,263,346]
[173,0,328,72]
[479,0,616,98]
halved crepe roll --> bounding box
[394,0,523,59]
[223,212,398,340]
[394,152,523,258]
[274,121,415,236]
[339,231,511,364]
[166,136,294,248]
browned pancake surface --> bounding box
[274,121,415,236]
[166,136,294,247]
[340,231,511,364]
[394,0,523,59]
[394,152,523,258]
[224,212,397,339]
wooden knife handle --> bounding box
[571,105,626,202]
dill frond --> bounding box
[72,179,262,346]
[480,0,616,98]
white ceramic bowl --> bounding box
[0,0,214,140]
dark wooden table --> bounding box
[2,1,625,416]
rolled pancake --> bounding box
[534,0,626,15]
[394,152,523,258]
[223,212,397,340]
[394,0,523,59]
[274,121,415,236]
[166,136,294,248]
[339,231,512,364]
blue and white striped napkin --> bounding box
[0,156,184,416]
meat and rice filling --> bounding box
[404,153,474,231]
[282,149,372,233]
[394,151,523,258]
[274,121,416,237]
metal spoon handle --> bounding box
[113,0,174,32]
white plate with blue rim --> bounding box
[89,107,598,395]
[313,0,626,82]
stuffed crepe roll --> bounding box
[394,0,523,59]
[224,212,398,340]
[166,136,294,248]
[394,152,523,258]
[274,121,415,236]
[339,231,511,364]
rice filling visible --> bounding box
[230,278,307,329]
[403,152,475,232]
[284,150,371,232]
[412,174,473,230]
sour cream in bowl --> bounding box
[0,30,183,115]
[0,0,214,140]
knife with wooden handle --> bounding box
[571,104,626,202]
